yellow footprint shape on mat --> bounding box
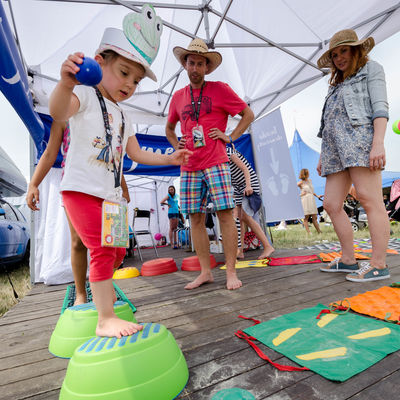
[296,347,347,360]
[220,260,268,270]
[317,313,338,328]
[347,327,391,339]
[272,327,301,346]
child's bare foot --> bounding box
[236,249,245,259]
[184,273,214,290]
[226,271,242,290]
[257,246,275,260]
[74,292,87,306]
[96,317,143,339]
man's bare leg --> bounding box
[185,213,214,289]
[217,209,242,290]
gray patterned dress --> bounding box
[320,83,374,177]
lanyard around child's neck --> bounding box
[94,86,125,189]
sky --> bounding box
[1,31,400,183]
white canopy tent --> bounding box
[2,0,400,284]
[5,0,400,123]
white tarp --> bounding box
[30,169,173,284]
[5,0,400,123]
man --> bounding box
[166,38,254,290]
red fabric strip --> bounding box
[235,330,309,372]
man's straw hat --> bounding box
[173,38,222,74]
[317,29,375,69]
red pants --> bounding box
[62,191,126,282]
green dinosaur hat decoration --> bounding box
[96,4,163,81]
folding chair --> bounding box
[132,209,159,261]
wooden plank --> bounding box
[1,370,65,400]
[0,326,54,358]
[0,245,399,400]
[347,368,400,399]
[260,352,400,399]
[22,390,60,400]
[0,348,55,371]
[0,357,68,386]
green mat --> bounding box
[244,304,400,381]
[61,282,136,314]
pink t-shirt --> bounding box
[168,81,247,171]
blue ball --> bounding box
[75,57,102,86]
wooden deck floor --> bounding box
[1,244,399,400]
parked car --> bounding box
[0,198,30,265]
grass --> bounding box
[0,222,399,317]
[270,221,400,248]
[0,261,31,317]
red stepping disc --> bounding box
[181,255,218,271]
[141,258,178,276]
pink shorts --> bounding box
[62,191,126,282]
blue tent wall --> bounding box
[289,129,400,198]
[0,2,45,153]
[289,130,324,204]
[36,114,255,176]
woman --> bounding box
[297,168,322,235]
[317,29,390,282]
[226,145,275,260]
[160,185,180,249]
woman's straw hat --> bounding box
[317,29,375,69]
[173,38,222,74]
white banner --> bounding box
[252,108,304,222]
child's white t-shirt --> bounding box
[60,85,134,200]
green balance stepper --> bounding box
[60,323,189,400]
[211,388,256,399]
[49,301,136,359]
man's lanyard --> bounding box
[94,87,125,188]
[189,82,205,124]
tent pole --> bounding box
[154,181,161,234]
[202,0,211,42]
[255,47,322,120]
[28,135,36,285]
[210,0,233,43]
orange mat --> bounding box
[354,248,399,255]
[336,286,400,323]
[318,252,370,262]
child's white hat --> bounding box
[96,5,163,82]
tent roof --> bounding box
[5,0,400,128]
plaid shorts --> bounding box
[180,163,234,214]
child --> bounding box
[49,10,191,338]
[226,145,274,260]
[297,168,322,235]
[26,121,131,305]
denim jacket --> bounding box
[317,60,389,138]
